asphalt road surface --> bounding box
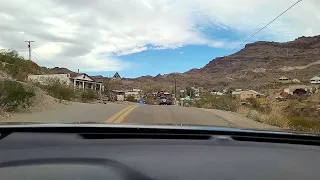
[3,103,276,129]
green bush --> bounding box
[44,83,75,101]
[81,90,98,102]
[0,80,35,111]
[126,95,136,102]
[193,93,237,112]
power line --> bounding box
[31,50,56,67]
[228,0,303,54]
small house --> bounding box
[278,76,290,83]
[310,76,320,84]
[239,90,265,101]
[231,89,243,97]
[283,85,312,95]
[112,90,126,101]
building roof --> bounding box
[292,78,301,82]
[279,76,289,80]
[70,73,103,83]
[113,72,121,79]
[232,91,243,95]
[310,76,320,80]
[90,75,104,82]
[248,90,264,96]
[112,90,126,93]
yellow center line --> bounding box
[104,105,135,123]
[113,105,139,123]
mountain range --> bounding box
[49,35,320,91]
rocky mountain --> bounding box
[24,35,320,92]
[121,35,320,91]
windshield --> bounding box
[0,0,319,134]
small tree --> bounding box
[126,95,136,102]
[186,87,195,98]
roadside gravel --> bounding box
[200,108,280,130]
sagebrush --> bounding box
[44,82,76,101]
[0,80,35,111]
[81,90,98,102]
[193,93,237,112]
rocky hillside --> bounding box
[4,35,319,91]
[121,35,320,91]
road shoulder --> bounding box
[199,108,280,130]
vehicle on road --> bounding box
[158,96,173,105]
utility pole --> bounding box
[174,78,177,100]
[25,41,34,60]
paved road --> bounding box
[123,105,231,127]
[3,103,276,130]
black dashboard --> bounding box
[0,125,319,180]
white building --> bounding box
[28,73,103,93]
[278,76,290,83]
[310,76,320,84]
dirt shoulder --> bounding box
[200,108,280,130]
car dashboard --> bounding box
[0,125,319,180]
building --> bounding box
[112,90,126,101]
[112,72,121,81]
[231,89,243,97]
[211,90,223,95]
[292,78,301,83]
[239,90,265,100]
[283,85,312,95]
[28,73,103,93]
[278,76,290,83]
[310,76,320,84]
[112,89,142,101]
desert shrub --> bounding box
[193,93,237,112]
[44,82,75,100]
[145,97,155,105]
[246,110,262,122]
[126,95,136,102]
[288,116,320,132]
[246,97,271,113]
[0,80,35,111]
[81,89,98,102]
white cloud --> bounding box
[0,0,319,72]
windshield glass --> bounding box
[0,0,319,134]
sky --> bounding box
[1,0,320,78]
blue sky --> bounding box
[2,0,320,78]
[90,28,258,78]
[92,45,229,78]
